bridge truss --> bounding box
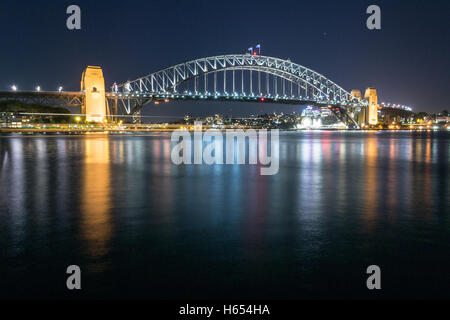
[0,55,369,128]
[110,54,367,127]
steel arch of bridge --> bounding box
[111,54,367,126]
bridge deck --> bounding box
[0,91,83,98]
[0,91,85,107]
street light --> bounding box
[11,85,17,91]
[58,86,63,92]
[36,86,41,92]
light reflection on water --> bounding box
[0,131,449,299]
[81,138,112,270]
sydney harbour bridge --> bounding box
[0,54,380,129]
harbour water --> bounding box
[0,131,449,299]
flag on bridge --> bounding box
[256,44,261,54]
[248,47,253,54]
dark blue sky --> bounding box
[0,0,448,117]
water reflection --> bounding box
[0,132,449,299]
[364,136,378,226]
[81,137,112,268]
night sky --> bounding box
[0,0,448,117]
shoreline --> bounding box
[1,128,448,135]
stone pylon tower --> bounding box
[350,90,365,126]
[364,88,378,125]
[81,66,107,122]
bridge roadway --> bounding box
[0,89,357,107]
[105,92,360,128]
[0,90,351,108]
[105,91,354,106]
[0,90,84,107]
[0,90,360,128]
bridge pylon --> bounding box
[364,88,379,125]
[349,88,379,126]
[81,66,107,122]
